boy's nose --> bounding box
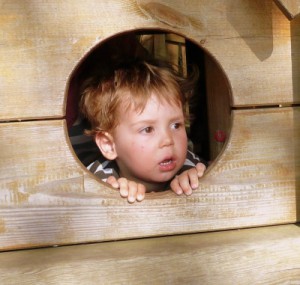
[160,129,174,147]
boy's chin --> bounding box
[137,169,180,185]
[150,173,178,184]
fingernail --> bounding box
[128,196,135,203]
[137,194,144,201]
[120,190,128,197]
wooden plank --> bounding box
[291,10,300,103]
[210,0,294,106]
[0,224,300,284]
[274,0,300,19]
[0,0,296,121]
[0,107,299,250]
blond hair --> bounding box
[80,60,197,136]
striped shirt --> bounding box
[87,149,206,182]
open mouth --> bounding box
[159,158,176,171]
[159,159,173,166]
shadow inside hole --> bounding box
[66,30,231,172]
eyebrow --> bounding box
[130,119,156,128]
[130,115,185,127]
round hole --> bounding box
[66,29,231,187]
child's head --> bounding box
[80,60,194,135]
[80,59,198,190]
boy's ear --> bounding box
[95,132,117,160]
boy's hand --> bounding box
[106,176,146,203]
[170,162,206,196]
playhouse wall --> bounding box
[0,0,299,250]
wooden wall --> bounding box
[1,224,300,284]
[0,0,299,250]
[275,0,300,19]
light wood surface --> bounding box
[1,224,300,284]
[1,0,300,250]
[0,0,296,121]
[274,0,300,19]
[0,107,299,250]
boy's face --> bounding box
[112,94,188,188]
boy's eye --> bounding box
[172,122,182,130]
[141,127,154,134]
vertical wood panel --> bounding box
[291,9,300,103]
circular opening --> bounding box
[66,29,231,188]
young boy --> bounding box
[80,59,206,203]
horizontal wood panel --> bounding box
[0,224,300,284]
[0,107,299,250]
[0,0,297,121]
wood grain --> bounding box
[0,107,299,250]
[0,224,300,284]
[1,0,300,251]
[0,0,296,121]
[274,0,300,19]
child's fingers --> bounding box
[117,179,146,203]
[127,181,138,203]
[106,176,119,188]
[177,172,193,195]
[127,181,146,203]
[136,183,146,202]
[196,162,206,177]
[118,178,129,198]
[170,168,199,196]
[170,176,184,195]
[170,174,192,195]
[187,168,199,190]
